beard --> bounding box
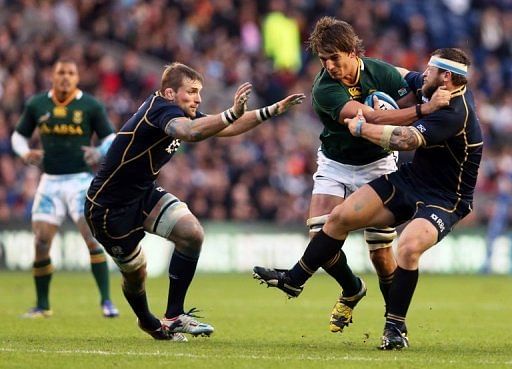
[422,75,443,99]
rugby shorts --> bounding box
[312,148,398,198]
[369,171,472,242]
[32,172,93,225]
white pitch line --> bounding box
[0,347,510,366]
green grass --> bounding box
[1,272,511,369]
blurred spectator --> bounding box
[262,0,302,72]
[483,145,512,273]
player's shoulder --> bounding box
[361,57,401,81]
[26,91,50,106]
[361,56,396,71]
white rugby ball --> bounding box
[364,91,399,110]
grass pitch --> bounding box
[1,271,511,369]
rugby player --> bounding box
[11,59,119,319]
[85,62,305,340]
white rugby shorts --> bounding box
[312,148,398,198]
[32,172,93,225]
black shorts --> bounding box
[368,172,472,242]
[85,184,168,258]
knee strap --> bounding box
[114,245,147,273]
[364,227,397,250]
[306,214,329,233]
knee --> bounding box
[176,220,204,255]
[83,235,99,250]
[324,208,351,237]
[397,241,423,267]
[34,236,52,256]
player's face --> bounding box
[421,65,445,99]
[173,78,203,118]
[318,50,358,84]
[52,62,79,95]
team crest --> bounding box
[53,106,67,117]
[347,86,362,99]
[72,110,83,124]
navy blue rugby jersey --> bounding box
[402,71,483,203]
[88,91,205,206]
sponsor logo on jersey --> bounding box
[72,110,83,124]
[40,122,84,136]
[398,87,408,97]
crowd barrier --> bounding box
[1,222,510,275]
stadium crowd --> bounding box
[1,0,511,227]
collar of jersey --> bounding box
[450,84,466,98]
[48,88,82,106]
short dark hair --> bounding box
[431,48,470,86]
[307,17,364,56]
[160,62,204,92]
[54,59,78,70]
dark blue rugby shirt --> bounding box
[88,91,205,206]
[402,71,483,204]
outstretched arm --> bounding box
[164,82,252,142]
[215,93,306,137]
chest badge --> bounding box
[72,110,83,124]
[53,106,67,118]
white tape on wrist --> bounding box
[221,108,237,125]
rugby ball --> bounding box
[364,91,399,110]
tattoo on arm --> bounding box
[164,119,180,137]
[190,131,203,141]
[389,127,420,151]
[164,118,205,141]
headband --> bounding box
[428,56,468,77]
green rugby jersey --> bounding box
[312,57,410,165]
[15,89,114,175]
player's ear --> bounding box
[443,70,451,83]
[164,88,176,101]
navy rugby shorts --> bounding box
[368,172,471,242]
[85,185,167,258]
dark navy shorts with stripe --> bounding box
[368,172,472,242]
[85,184,167,257]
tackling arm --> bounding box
[339,87,451,126]
[344,109,424,151]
